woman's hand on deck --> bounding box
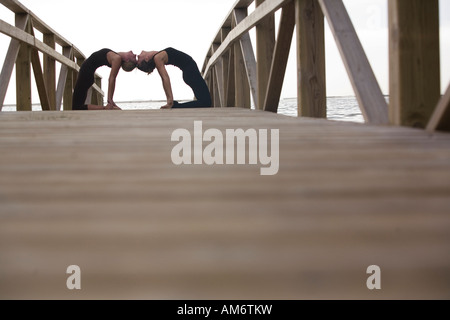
[106,102,121,110]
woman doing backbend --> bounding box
[72,48,137,110]
[137,47,211,109]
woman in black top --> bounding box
[137,47,211,109]
[72,49,137,110]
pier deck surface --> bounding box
[0,108,449,299]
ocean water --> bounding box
[1,96,366,123]
[278,96,364,123]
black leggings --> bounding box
[72,67,94,110]
[173,62,211,108]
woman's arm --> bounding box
[154,53,174,109]
[107,52,122,107]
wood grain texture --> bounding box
[255,0,275,110]
[43,33,56,110]
[0,108,449,299]
[389,0,441,128]
[15,16,31,111]
[296,0,326,118]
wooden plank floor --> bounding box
[0,108,449,299]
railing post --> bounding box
[212,68,221,107]
[388,0,440,128]
[296,0,326,118]
[264,0,296,113]
[212,43,224,107]
[43,33,56,110]
[63,66,73,111]
[234,8,258,108]
[225,46,235,108]
[16,14,31,111]
[233,9,251,109]
[56,46,72,110]
[221,27,232,107]
[205,73,212,107]
[73,57,84,109]
[255,0,275,110]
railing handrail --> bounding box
[201,0,253,75]
[202,0,285,78]
[1,0,85,59]
[0,0,104,111]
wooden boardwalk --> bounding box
[0,108,449,299]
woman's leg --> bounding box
[72,69,94,110]
[172,63,211,108]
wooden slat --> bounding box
[255,0,275,110]
[221,28,231,107]
[212,44,224,107]
[0,0,26,14]
[208,68,214,105]
[234,38,251,108]
[234,8,258,108]
[426,83,450,132]
[63,66,73,111]
[30,53,50,111]
[212,68,221,107]
[73,57,84,92]
[296,0,326,118]
[43,33,56,110]
[318,0,389,125]
[264,0,295,113]
[0,109,449,299]
[28,19,50,111]
[225,47,236,108]
[56,47,73,111]
[15,14,31,111]
[388,0,440,128]
[233,10,251,109]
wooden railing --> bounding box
[202,0,450,131]
[0,0,103,111]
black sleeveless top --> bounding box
[81,48,114,72]
[152,47,194,70]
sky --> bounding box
[0,0,449,105]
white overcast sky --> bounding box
[0,0,449,105]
